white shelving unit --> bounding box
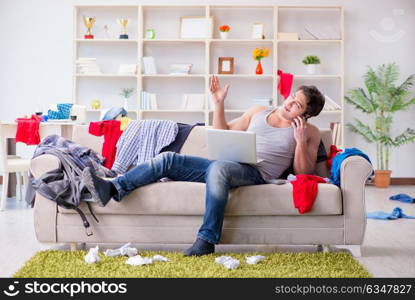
[73,4,344,147]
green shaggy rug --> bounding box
[14,250,371,278]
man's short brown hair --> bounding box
[297,85,325,120]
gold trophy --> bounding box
[118,18,129,39]
[83,16,96,39]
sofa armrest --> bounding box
[340,156,373,244]
[30,154,61,178]
[30,154,60,242]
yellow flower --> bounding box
[252,47,270,60]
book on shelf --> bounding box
[142,56,157,74]
[118,64,137,75]
[169,63,192,75]
[182,94,205,110]
[76,57,101,74]
[330,122,342,146]
[302,26,341,40]
[141,91,158,110]
[252,98,273,107]
[323,94,341,111]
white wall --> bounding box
[0,0,414,177]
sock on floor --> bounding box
[389,193,415,203]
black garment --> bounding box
[280,139,328,179]
[160,122,205,153]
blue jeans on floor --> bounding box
[111,151,266,244]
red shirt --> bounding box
[277,69,293,99]
[15,115,42,145]
[291,174,327,214]
[89,120,123,169]
[327,145,343,170]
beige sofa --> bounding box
[31,125,373,257]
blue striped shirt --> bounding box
[112,120,178,174]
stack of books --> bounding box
[323,95,342,111]
[330,122,342,147]
[76,58,101,75]
[118,64,137,75]
[141,91,158,110]
[252,98,273,107]
[169,64,192,75]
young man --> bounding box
[82,75,325,256]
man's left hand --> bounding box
[291,116,308,145]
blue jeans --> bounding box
[111,151,266,244]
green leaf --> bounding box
[345,88,376,113]
[346,119,377,143]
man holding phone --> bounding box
[82,75,326,256]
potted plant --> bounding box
[219,25,230,39]
[252,47,270,75]
[302,55,321,74]
[345,63,415,188]
[120,88,135,110]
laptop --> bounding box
[206,128,263,164]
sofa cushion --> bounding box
[58,181,342,216]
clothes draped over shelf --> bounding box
[277,69,293,99]
[15,114,42,145]
[89,120,123,169]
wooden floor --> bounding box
[0,185,414,277]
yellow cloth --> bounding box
[120,117,133,131]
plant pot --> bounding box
[255,60,263,75]
[306,64,318,75]
[123,98,128,110]
[219,31,228,39]
[374,170,392,188]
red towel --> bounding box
[291,174,327,214]
[89,120,123,169]
[15,115,42,145]
[277,69,293,99]
[326,145,342,169]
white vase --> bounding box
[220,31,228,39]
[123,98,128,110]
[306,64,318,75]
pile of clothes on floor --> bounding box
[367,193,415,220]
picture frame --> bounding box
[145,28,155,39]
[180,16,214,39]
[218,57,234,74]
[252,23,264,39]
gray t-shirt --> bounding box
[247,107,297,180]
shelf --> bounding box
[210,39,274,43]
[213,74,273,79]
[141,74,205,78]
[320,110,342,113]
[278,39,342,43]
[72,4,344,146]
[76,39,138,43]
[143,39,205,43]
[278,6,342,9]
[86,109,138,113]
[141,110,205,113]
[208,109,246,113]
[76,74,137,78]
[293,74,342,79]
